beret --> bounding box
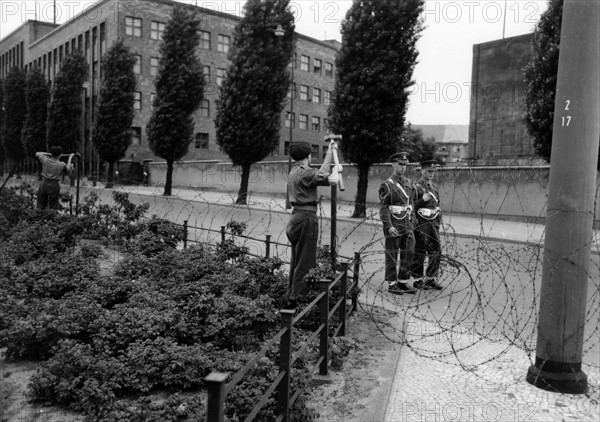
[389,151,409,164]
[289,141,312,160]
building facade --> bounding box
[468,33,541,165]
[413,124,469,164]
[0,0,339,169]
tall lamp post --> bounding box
[274,24,294,209]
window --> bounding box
[150,57,160,76]
[217,34,230,53]
[285,112,295,128]
[312,87,321,103]
[454,146,461,152]
[150,21,165,40]
[133,55,141,74]
[324,90,332,106]
[312,144,319,157]
[202,65,211,83]
[299,114,308,130]
[324,118,330,133]
[125,17,142,37]
[195,132,209,149]
[133,91,141,110]
[284,141,290,156]
[216,68,226,86]
[200,99,210,117]
[200,31,211,50]
[131,127,141,145]
[300,55,309,71]
[150,93,156,108]
[325,62,333,77]
[311,116,320,132]
[287,82,297,99]
[299,85,309,101]
[313,58,322,75]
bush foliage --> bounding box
[0,185,354,421]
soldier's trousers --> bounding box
[412,219,441,279]
[286,210,318,299]
[384,226,415,282]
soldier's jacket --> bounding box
[413,178,442,226]
[379,175,414,234]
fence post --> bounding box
[330,184,337,269]
[220,226,226,244]
[352,252,361,312]
[205,372,229,422]
[279,309,295,422]
[183,220,188,249]
[338,263,348,337]
[319,279,331,376]
[265,234,271,259]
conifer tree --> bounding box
[328,0,424,218]
[215,0,295,204]
[523,0,563,162]
[94,40,137,188]
[3,67,27,168]
[22,67,50,158]
[47,52,87,153]
[147,6,205,196]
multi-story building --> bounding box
[413,124,469,164]
[468,33,542,165]
[0,0,339,171]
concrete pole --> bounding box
[526,0,600,394]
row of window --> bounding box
[288,83,332,105]
[285,113,330,133]
[124,16,334,77]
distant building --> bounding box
[413,124,469,164]
[468,33,543,165]
[0,0,339,168]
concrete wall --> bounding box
[147,160,600,222]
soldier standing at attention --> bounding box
[286,141,338,301]
[412,160,443,290]
[35,146,74,210]
[379,151,417,295]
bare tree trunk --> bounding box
[352,163,370,218]
[106,161,114,188]
[236,163,251,204]
[164,159,173,196]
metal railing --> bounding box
[205,259,359,422]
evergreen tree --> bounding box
[3,67,27,168]
[215,0,295,204]
[94,40,137,189]
[523,0,563,162]
[0,78,5,176]
[147,6,205,196]
[47,52,87,153]
[22,67,50,158]
[328,0,425,218]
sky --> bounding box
[0,0,549,125]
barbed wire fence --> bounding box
[4,163,600,409]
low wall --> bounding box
[147,160,600,222]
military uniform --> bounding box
[412,161,443,290]
[379,152,416,294]
[286,141,334,300]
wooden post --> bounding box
[319,279,330,376]
[205,372,228,422]
[183,220,188,249]
[265,234,271,258]
[330,182,337,269]
[338,263,348,337]
[526,0,599,394]
[353,252,361,312]
[220,225,226,244]
[278,309,295,422]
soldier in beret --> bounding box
[379,151,417,294]
[411,160,443,290]
[286,141,338,301]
